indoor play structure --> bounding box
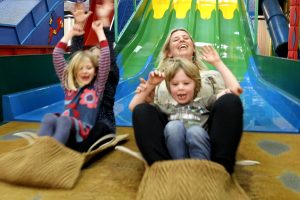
[0,0,299,134]
[0,0,63,46]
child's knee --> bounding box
[42,113,57,123]
[187,126,209,142]
[165,120,184,134]
[188,126,206,136]
[58,116,72,126]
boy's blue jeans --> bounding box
[164,120,211,160]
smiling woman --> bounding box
[167,30,195,60]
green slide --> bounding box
[117,0,248,80]
[114,0,300,133]
[115,0,249,126]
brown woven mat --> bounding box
[0,123,144,199]
[0,136,84,189]
[0,133,129,189]
[137,160,249,200]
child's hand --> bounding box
[135,78,155,103]
[135,78,147,93]
[198,45,222,66]
[70,24,85,36]
[147,70,165,86]
[92,20,107,41]
[92,20,104,33]
[60,24,84,43]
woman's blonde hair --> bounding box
[164,57,201,98]
[64,50,98,90]
[157,28,207,72]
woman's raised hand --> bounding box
[198,45,222,66]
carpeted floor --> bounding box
[0,122,299,199]
[235,132,300,200]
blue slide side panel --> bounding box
[47,0,59,10]
[2,84,64,122]
[32,0,48,25]
[23,1,64,45]
[247,57,299,132]
[0,27,18,44]
[16,13,35,43]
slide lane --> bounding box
[115,0,194,126]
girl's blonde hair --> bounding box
[157,28,207,72]
[90,46,101,56]
[164,57,201,98]
[64,50,98,90]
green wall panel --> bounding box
[0,54,59,122]
[255,55,300,100]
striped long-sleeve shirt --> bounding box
[71,28,119,133]
[52,41,110,142]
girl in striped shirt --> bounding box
[38,20,110,147]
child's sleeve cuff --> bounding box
[99,40,108,48]
[56,42,68,49]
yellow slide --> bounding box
[219,0,238,19]
[152,0,170,19]
[152,0,237,20]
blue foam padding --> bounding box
[2,83,64,122]
[14,100,64,122]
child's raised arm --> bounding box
[53,24,85,84]
[60,24,85,44]
[70,3,92,53]
[129,70,165,111]
[92,20,110,97]
[92,20,106,42]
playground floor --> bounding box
[0,121,299,199]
